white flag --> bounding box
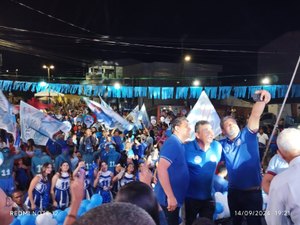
[0,90,17,142]
[139,104,150,128]
[127,105,142,129]
[20,101,69,145]
[187,91,221,140]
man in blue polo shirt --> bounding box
[184,120,222,225]
[155,116,191,225]
[219,90,271,225]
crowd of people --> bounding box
[1,89,300,225]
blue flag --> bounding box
[20,101,69,145]
[84,98,134,131]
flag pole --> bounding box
[262,55,300,167]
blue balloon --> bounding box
[90,194,103,206]
[86,202,97,212]
[56,211,68,223]
[80,199,90,208]
[64,207,70,214]
[10,218,21,225]
[18,214,36,225]
[77,206,87,217]
[215,202,224,214]
[53,209,63,220]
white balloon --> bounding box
[214,192,230,219]
[160,116,165,123]
[36,212,57,225]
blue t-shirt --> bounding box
[155,134,189,206]
[219,127,262,190]
[31,154,52,176]
[106,149,121,172]
[137,142,147,159]
[184,140,222,200]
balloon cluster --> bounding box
[10,194,103,225]
[214,191,230,220]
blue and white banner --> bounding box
[84,98,134,131]
[127,105,142,129]
[0,90,17,143]
[187,91,221,140]
[139,104,150,128]
[99,96,113,109]
[20,101,69,145]
[84,115,94,128]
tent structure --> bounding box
[34,90,64,97]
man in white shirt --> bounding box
[265,128,300,225]
[262,153,289,194]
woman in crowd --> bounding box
[116,162,136,189]
[94,161,114,203]
[51,161,72,209]
[25,162,52,211]
[25,138,36,157]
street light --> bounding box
[193,80,200,86]
[43,65,54,104]
[43,65,54,82]
[184,55,191,62]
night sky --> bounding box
[0,0,299,82]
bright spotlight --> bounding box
[39,81,47,87]
[261,77,270,84]
[114,82,121,89]
[193,80,200,86]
